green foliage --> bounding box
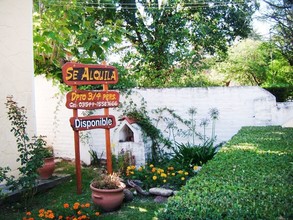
[171,140,223,173]
[215,39,293,87]
[33,0,124,84]
[119,0,257,87]
[264,86,293,102]
[5,96,47,202]
[157,126,293,219]
[261,0,293,66]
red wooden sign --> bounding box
[62,62,118,85]
[66,90,120,109]
[70,115,116,131]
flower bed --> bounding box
[22,202,100,220]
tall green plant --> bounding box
[5,96,47,205]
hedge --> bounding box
[157,126,293,220]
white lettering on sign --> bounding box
[70,116,116,131]
[74,117,113,129]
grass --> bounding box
[0,160,163,220]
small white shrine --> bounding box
[112,117,152,167]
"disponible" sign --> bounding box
[70,115,116,131]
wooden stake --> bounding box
[103,83,113,174]
[73,85,82,194]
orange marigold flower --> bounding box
[73,202,80,210]
[39,213,44,218]
[29,218,34,220]
[63,203,70,208]
[85,203,90,208]
[58,216,63,219]
[95,212,100,216]
[26,212,31,216]
[39,209,45,213]
[48,213,55,219]
[77,210,82,215]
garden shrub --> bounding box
[170,139,223,172]
[157,126,293,219]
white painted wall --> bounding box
[0,0,35,177]
[34,75,293,165]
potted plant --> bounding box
[90,172,125,212]
[37,145,55,180]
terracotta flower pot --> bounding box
[37,157,55,180]
[90,182,125,212]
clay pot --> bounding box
[37,157,55,180]
[90,182,125,212]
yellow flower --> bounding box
[153,175,157,180]
[163,179,167,183]
[181,177,185,181]
[149,164,154,168]
[193,165,199,170]
[151,167,156,173]
[168,166,174,170]
[160,173,167,178]
[178,170,183,174]
[171,173,175,176]
[138,167,143,171]
[184,172,189,176]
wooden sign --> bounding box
[70,115,116,131]
[62,62,118,85]
[66,90,120,109]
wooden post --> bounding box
[72,85,82,194]
[103,83,113,174]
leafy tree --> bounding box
[118,0,257,87]
[262,0,293,66]
[215,38,292,86]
